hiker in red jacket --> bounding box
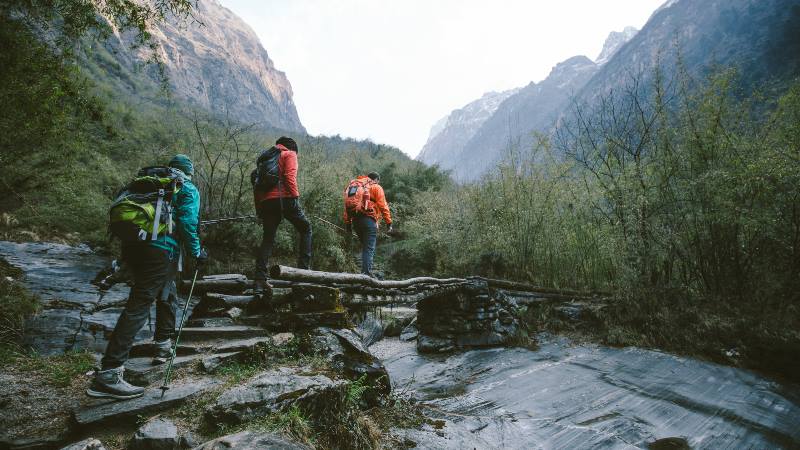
[253,137,312,294]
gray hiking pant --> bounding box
[353,216,377,275]
[101,244,177,370]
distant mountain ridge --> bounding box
[418,0,800,181]
[418,27,636,180]
[417,89,519,168]
[103,0,304,132]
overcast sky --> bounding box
[220,0,665,158]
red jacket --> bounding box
[343,176,392,225]
[254,145,299,204]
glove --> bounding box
[345,223,352,234]
[195,248,209,270]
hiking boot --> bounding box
[253,279,273,300]
[86,366,145,400]
[151,339,173,365]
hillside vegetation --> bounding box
[403,69,800,379]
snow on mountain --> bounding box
[417,88,518,166]
[595,26,639,65]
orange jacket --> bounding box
[343,176,392,225]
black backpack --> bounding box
[251,146,281,191]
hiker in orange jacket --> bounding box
[343,172,392,276]
[253,137,312,294]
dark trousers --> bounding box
[101,244,177,370]
[353,216,377,275]
[254,198,312,280]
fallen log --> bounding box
[270,265,465,289]
[483,278,611,298]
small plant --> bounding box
[249,405,314,443]
[0,258,40,347]
[346,374,370,407]
[215,361,261,385]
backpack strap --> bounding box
[151,188,165,240]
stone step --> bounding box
[178,326,271,342]
[124,354,207,386]
[124,351,244,386]
[240,311,349,330]
[129,341,208,358]
[186,317,236,328]
[73,378,221,430]
[129,334,274,359]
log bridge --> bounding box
[183,265,609,353]
[188,265,607,306]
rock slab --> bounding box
[73,379,220,429]
[59,438,107,450]
[192,431,309,450]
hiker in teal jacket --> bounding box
[87,154,208,400]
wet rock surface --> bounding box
[192,431,309,450]
[373,336,800,449]
[0,242,191,355]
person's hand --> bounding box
[195,247,209,270]
[345,223,352,235]
[387,224,394,234]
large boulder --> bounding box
[204,367,346,426]
[307,328,391,405]
[399,319,419,342]
[192,431,308,450]
[381,307,416,337]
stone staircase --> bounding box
[72,274,356,432]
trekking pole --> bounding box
[199,214,258,227]
[159,268,199,399]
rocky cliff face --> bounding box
[578,0,800,102]
[108,0,304,132]
[417,89,518,168]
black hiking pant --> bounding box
[101,244,177,370]
[254,198,313,280]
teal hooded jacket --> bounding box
[150,172,201,258]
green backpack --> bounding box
[109,166,184,242]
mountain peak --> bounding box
[595,26,639,65]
